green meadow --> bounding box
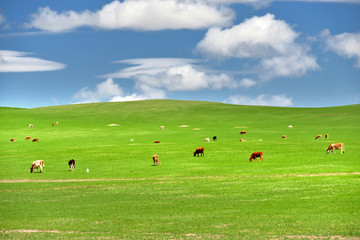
[0,100,359,239]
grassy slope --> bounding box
[0,100,359,239]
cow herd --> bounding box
[9,123,345,174]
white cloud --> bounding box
[0,50,66,72]
[196,14,319,80]
[26,0,234,32]
[226,94,293,106]
[73,78,123,103]
[73,78,165,104]
[239,78,257,88]
[104,58,239,94]
[321,29,360,68]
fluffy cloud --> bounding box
[0,50,66,72]
[321,29,360,68]
[26,0,234,32]
[73,78,124,103]
[73,78,165,104]
[226,94,293,107]
[197,14,319,80]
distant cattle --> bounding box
[30,160,44,173]
[52,123,55,126]
[315,135,323,140]
[10,138,15,142]
[213,136,217,141]
[25,136,31,140]
[160,126,164,130]
[32,138,39,142]
[56,121,59,125]
[153,141,160,143]
[152,154,160,166]
[204,138,210,142]
[326,143,345,154]
[325,134,329,139]
[28,124,33,128]
[288,125,293,128]
[282,135,287,139]
[240,131,247,135]
[194,147,204,157]
[249,152,263,162]
[68,159,75,171]
[239,139,246,142]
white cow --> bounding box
[160,126,164,130]
[204,138,210,142]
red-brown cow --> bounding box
[153,154,160,166]
[10,138,15,142]
[194,147,204,157]
[153,141,160,143]
[282,135,287,139]
[249,152,263,162]
[315,135,323,140]
[32,138,39,142]
[326,143,345,154]
[325,134,329,139]
[25,136,31,140]
[240,131,247,135]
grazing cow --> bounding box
[152,154,160,166]
[194,147,204,157]
[10,138,15,142]
[56,121,59,125]
[68,159,75,171]
[153,141,160,143]
[288,125,293,128]
[32,138,39,142]
[282,135,287,139]
[30,160,44,173]
[213,136,217,141]
[326,143,345,154]
[52,123,55,126]
[240,131,247,135]
[25,136,31,140]
[204,138,210,142]
[28,124,33,128]
[160,126,164,130]
[325,134,329,139]
[239,139,246,142]
[315,135,323,140]
[249,152,263,162]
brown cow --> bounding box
[25,136,31,140]
[326,143,345,154]
[282,135,287,139]
[194,147,204,157]
[240,131,247,135]
[315,135,323,140]
[153,141,160,143]
[30,160,44,173]
[152,154,160,166]
[32,138,39,142]
[249,152,263,162]
[325,134,329,139]
[10,138,15,142]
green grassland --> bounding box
[0,100,359,239]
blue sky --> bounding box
[0,0,359,108]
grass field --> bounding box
[0,100,359,239]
